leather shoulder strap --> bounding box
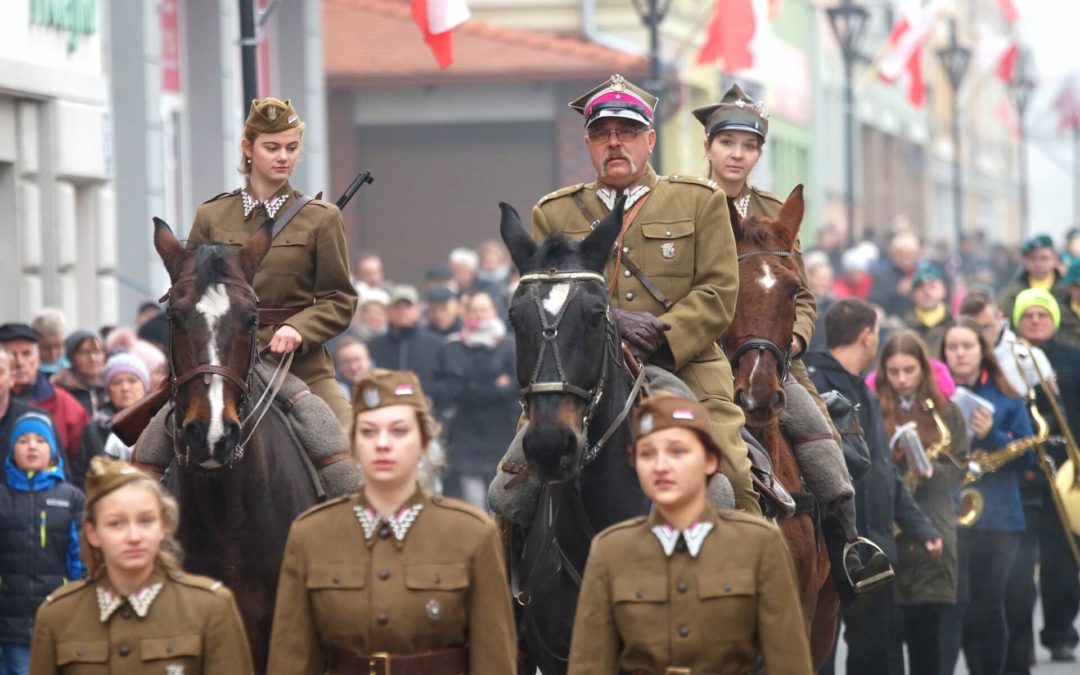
[270,194,314,240]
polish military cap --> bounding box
[244,97,302,134]
[631,393,723,462]
[692,83,769,140]
[85,456,149,509]
[352,369,429,416]
[569,74,658,128]
[1020,234,1054,255]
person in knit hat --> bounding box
[0,411,83,673]
[29,456,253,674]
[70,353,150,489]
[567,393,811,674]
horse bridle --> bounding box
[160,275,289,468]
[722,248,795,383]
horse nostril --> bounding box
[771,390,787,411]
[735,390,750,410]
[559,454,575,474]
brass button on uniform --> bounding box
[377,570,390,581]
[625,292,635,301]
[118,645,131,657]
[678,626,690,637]
[379,527,391,540]
[635,590,643,600]
[723,583,732,593]
[376,613,389,626]
[676,582,688,593]
[332,575,341,584]
[623,269,632,278]
[166,645,175,654]
[666,230,672,237]
[622,246,630,254]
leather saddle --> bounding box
[742,429,797,518]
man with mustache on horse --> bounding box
[693,83,892,597]
[492,74,759,518]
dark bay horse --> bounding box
[152,218,319,672]
[722,185,838,667]
[500,199,650,675]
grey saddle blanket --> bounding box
[132,362,360,499]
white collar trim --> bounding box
[651,520,714,557]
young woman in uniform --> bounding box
[874,330,968,675]
[186,97,357,428]
[567,393,812,674]
[267,369,516,674]
[29,456,252,674]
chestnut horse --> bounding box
[152,218,320,673]
[722,186,838,667]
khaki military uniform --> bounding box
[29,567,252,674]
[567,506,812,674]
[533,166,759,515]
[267,488,516,675]
[188,183,358,428]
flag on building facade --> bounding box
[976,32,1020,85]
[997,0,1019,24]
[697,0,769,74]
[1058,75,1080,134]
[878,0,943,108]
[411,0,470,69]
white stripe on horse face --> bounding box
[195,284,231,448]
[759,261,777,291]
[542,283,571,318]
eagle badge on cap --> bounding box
[639,413,654,435]
[394,384,415,396]
[672,408,696,421]
[362,387,381,408]
[266,106,278,121]
[611,74,626,92]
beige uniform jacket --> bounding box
[29,568,252,675]
[267,489,516,675]
[188,184,358,384]
[567,506,812,674]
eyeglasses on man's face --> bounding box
[586,125,648,144]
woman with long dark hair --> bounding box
[941,318,1035,675]
[874,330,968,674]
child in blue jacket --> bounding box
[0,412,83,675]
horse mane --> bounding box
[192,244,235,295]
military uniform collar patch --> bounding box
[353,503,424,544]
[97,582,165,622]
[597,183,651,212]
[651,520,714,558]
[241,189,290,219]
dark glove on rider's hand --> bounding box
[614,309,671,361]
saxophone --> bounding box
[902,398,958,493]
[957,397,1049,527]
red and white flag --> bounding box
[997,0,1019,24]
[976,33,1019,85]
[1057,75,1080,135]
[697,0,769,74]
[878,0,944,108]
[411,0,470,69]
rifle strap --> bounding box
[570,191,673,311]
[270,194,314,240]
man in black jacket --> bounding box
[806,298,940,675]
[0,350,54,468]
[367,285,446,411]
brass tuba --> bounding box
[957,393,1049,528]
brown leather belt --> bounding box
[626,670,742,675]
[328,647,467,675]
[258,307,302,327]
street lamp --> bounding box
[632,0,674,172]
[827,0,870,248]
[1011,48,1036,238]
[937,17,971,243]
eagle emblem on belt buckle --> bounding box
[661,243,676,259]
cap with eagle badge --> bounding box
[352,369,429,416]
[85,456,150,509]
[692,83,769,141]
[569,74,658,128]
[630,394,723,463]
[244,97,302,134]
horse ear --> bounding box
[775,184,805,248]
[579,195,624,272]
[726,196,744,241]
[153,217,186,282]
[238,220,273,283]
[499,202,538,273]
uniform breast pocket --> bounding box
[698,570,756,641]
[306,562,367,634]
[404,563,469,639]
[640,221,694,276]
[612,576,668,648]
[55,641,109,674]
[141,634,202,670]
[210,227,250,247]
